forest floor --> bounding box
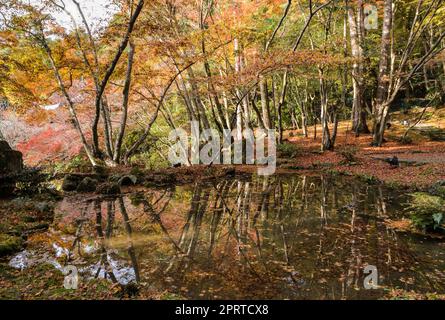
[281,106,445,190]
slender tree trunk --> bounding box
[250,92,266,129]
[234,38,244,141]
[319,68,333,151]
[188,67,211,130]
[113,42,135,163]
[300,81,309,137]
[40,35,97,166]
[373,0,393,146]
[60,2,114,159]
[347,0,369,135]
[301,106,308,137]
[277,71,289,144]
[92,0,145,157]
[259,76,271,129]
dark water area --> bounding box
[8,174,445,299]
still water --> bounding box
[9,174,445,299]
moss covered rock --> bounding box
[62,174,82,192]
[96,182,121,195]
[0,234,23,257]
[76,177,98,193]
[0,141,23,174]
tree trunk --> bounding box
[348,0,369,135]
[301,107,308,137]
[92,0,145,158]
[187,67,211,130]
[319,69,333,151]
[259,76,271,129]
[234,38,244,143]
[113,41,135,163]
[373,0,393,146]
[40,34,97,166]
[277,71,289,144]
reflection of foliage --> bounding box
[0,263,118,299]
[4,175,445,299]
[129,192,146,206]
[385,288,445,300]
[406,193,445,232]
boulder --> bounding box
[62,174,83,192]
[0,234,23,257]
[223,166,236,176]
[109,174,138,186]
[0,140,23,196]
[76,177,99,193]
[0,140,11,151]
[0,184,15,196]
[0,140,23,174]
[118,175,138,186]
[96,182,121,195]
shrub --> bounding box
[399,135,413,145]
[122,129,154,154]
[339,145,358,164]
[53,155,91,174]
[406,193,445,232]
[277,143,299,158]
[429,181,445,198]
[129,151,169,170]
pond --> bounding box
[8,174,445,299]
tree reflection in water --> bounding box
[11,174,445,299]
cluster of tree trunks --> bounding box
[2,0,445,167]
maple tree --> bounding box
[0,0,444,165]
